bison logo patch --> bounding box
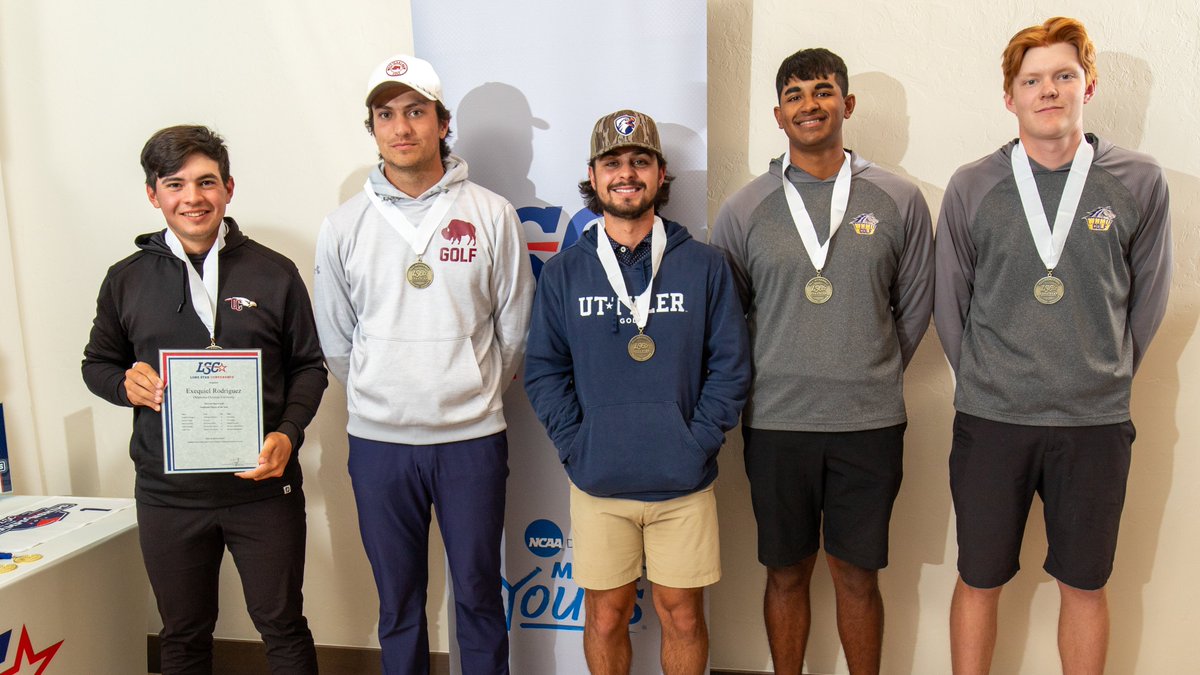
[442,219,477,245]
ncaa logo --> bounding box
[386,60,408,77]
[524,519,564,558]
[614,114,637,137]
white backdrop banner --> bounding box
[412,1,707,673]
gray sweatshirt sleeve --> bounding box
[890,185,935,367]
[709,201,753,314]
[490,202,536,390]
[933,173,977,373]
[1127,167,1172,372]
[312,218,356,385]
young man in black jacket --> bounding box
[82,125,327,674]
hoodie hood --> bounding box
[576,216,694,259]
[768,149,875,183]
[366,153,470,203]
[994,133,1113,170]
[135,216,249,257]
[134,217,249,312]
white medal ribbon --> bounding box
[780,150,852,274]
[1011,139,1094,272]
[164,221,228,346]
[363,179,460,261]
[593,216,667,332]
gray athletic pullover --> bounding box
[711,152,934,432]
[934,135,1172,426]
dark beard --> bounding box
[598,185,656,220]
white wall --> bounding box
[1,0,1197,672]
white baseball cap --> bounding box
[365,53,443,105]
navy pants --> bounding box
[348,432,510,675]
[137,491,316,675]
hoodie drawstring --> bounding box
[176,263,187,313]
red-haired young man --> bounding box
[935,17,1172,674]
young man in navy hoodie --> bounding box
[524,109,750,675]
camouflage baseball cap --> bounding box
[589,109,663,161]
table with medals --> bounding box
[0,495,146,673]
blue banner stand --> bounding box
[0,402,11,493]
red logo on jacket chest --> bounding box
[440,219,478,263]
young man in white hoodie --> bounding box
[313,54,535,675]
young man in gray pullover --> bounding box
[710,49,933,674]
[313,54,534,675]
[935,17,1172,674]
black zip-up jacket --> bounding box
[82,218,328,508]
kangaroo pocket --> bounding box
[566,401,708,496]
[348,333,488,427]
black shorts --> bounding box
[743,424,905,570]
[949,412,1134,591]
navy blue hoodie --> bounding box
[524,219,750,501]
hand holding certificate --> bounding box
[160,350,264,473]
[234,431,293,481]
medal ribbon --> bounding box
[363,180,460,261]
[164,221,227,347]
[593,216,667,332]
[780,150,852,274]
[1011,139,1094,272]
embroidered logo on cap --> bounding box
[851,212,879,235]
[1084,206,1116,232]
[225,297,258,311]
[386,60,408,77]
[614,114,637,136]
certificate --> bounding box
[160,350,263,473]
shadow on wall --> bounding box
[1089,50,1198,675]
[63,407,102,496]
[454,81,549,210]
[825,69,956,675]
[845,72,947,224]
[659,122,709,238]
[706,0,769,670]
[313,380,453,649]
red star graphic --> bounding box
[0,626,62,675]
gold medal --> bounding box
[1034,275,1064,305]
[0,564,16,574]
[628,333,655,362]
[406,260,433,289]
[804,275,833,304]
[13,554,43,564]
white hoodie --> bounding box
[314,155,534,444]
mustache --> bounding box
[608,181,647,190]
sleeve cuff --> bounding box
[276,420,303,451]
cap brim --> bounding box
[590,142,664,162]
[366,82,437,106]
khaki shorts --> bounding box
[569,482,720,590]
